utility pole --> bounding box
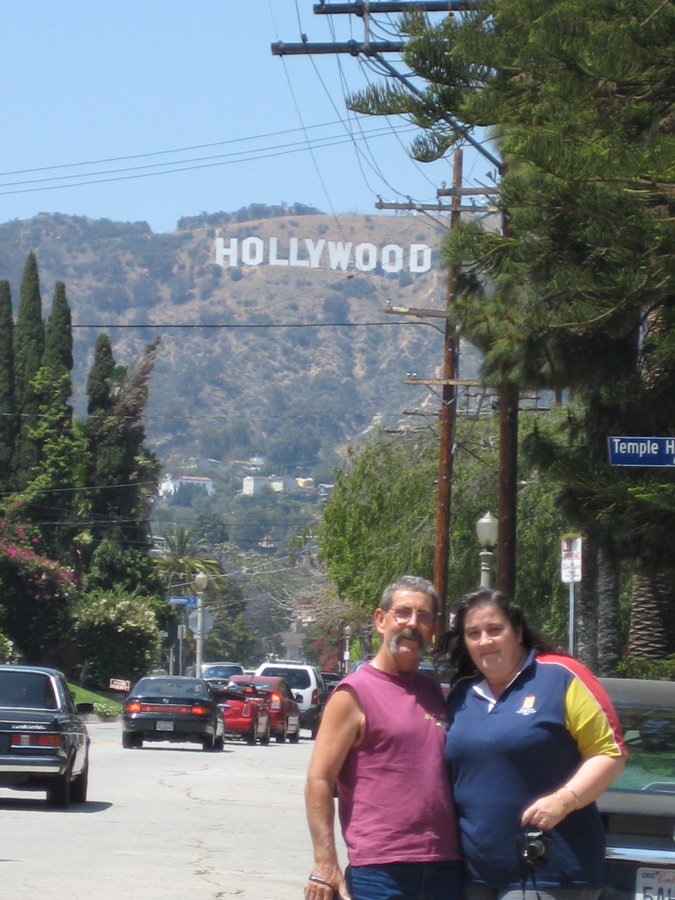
[433,148,462,624]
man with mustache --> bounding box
[304,576,462,900]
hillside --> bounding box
[0,206,484,478]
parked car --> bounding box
[213,681,271,745]
[598,678,675,900]
[230,675,300,743]
[0,664,92,807]
[321,672,342,692]
[254,661,324,738]
[122,675,224,751]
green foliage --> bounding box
[318,429,438,608]
[0,520,78,665]
[617,655,675,681]
[43,282,73,376]
[73,589,162,688]
[0,280,16,490]
[68,684,122,718]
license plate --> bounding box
[637,867,675,900]
[156,721,174,732]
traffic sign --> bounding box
[167,596,198,609]
[561,536,582,584]
[608,436,675,467]
[188,609,214,635]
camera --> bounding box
[521,828,554,866]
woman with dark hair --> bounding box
[437,588,627,900]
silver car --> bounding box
[599,678,675,900]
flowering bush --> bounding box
[0,520,78,665]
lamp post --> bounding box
[194,570,209,673]
[476,511,498,590]
[343,624,352,674]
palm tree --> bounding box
[155,524,223,595]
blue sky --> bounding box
[0,2,495,234]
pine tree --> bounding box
[0,281,16,491]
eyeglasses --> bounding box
[387,607,437,627]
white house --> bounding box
[159,474,215,499]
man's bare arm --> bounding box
[304,686,364,900]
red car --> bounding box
[229,675,301,744]
[214,682,271,745]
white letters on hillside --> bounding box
[215,236,431,273]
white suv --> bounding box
[254,661,325,738]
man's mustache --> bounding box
[390,627,425,652]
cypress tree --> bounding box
[0,281,16,491]
[13,251,45,488]
[43,281,73,378]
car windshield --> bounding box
[0,671,57,709]
[262,668,310,689]
[607,702,675,795]
[134,678,207,699]
[202,664,242,679]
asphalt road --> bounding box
[0,720,342,900]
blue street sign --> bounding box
[608,436,675,467]
[167,596,198,609]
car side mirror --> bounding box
[76,702,94,715]
[294,693,303,703]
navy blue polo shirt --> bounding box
[445,651,625,890]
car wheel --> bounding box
[71,759,89,804]
[310,722,320,740]
[289,724,300,744]
[213,733,224,751]
[275,718,288,743]
[245,718,258,745]
[47,767,71,808]
[202,733,215,752]
[259,718,271,746]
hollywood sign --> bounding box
[215,236,432,273]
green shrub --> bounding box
[73,590,161,689]
[616,655,675,681]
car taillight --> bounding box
[191,705,210,716]
[124,701,142,713]
[242,702,252,717]
[10,733,61,748]
[270,692,281,710]
[311,689,318,705]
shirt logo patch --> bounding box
[516,694,537,716]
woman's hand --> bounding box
[520,792,568,831]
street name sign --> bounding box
[608,436,675,467]
[167,596,198,609]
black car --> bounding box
[0,664,92,807]
[599,678,675,900]
[122,675,224,751]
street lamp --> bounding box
[476,511,498,589]
[343,624,352,674]
[194,570,209,672]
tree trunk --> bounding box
[575,531,598,670]
[596,549,622,676]
[628,568,675,658]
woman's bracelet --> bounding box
[564,784,580,809]
[554,790,569,811]
[308,875,332,887]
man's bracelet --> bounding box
[309,875,332,887]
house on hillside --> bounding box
[159,474,215,498]
[242,474,299,496]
